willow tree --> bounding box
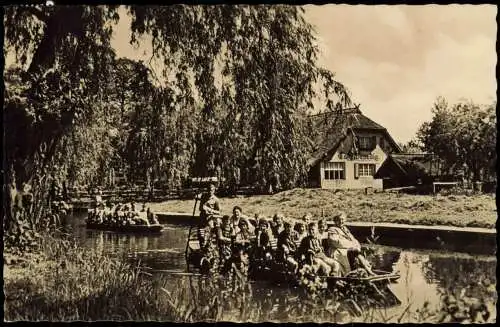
[128,6,351,190]
[3,5,350,237]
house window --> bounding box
[324,162,345,180]
[358,136,375,150]
[358,163,376,177]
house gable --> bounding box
[308,107,401,168]
[326,135,388,167]
[316,125,400,164]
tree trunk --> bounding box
[3,167,17,233]
[28,7,84,76]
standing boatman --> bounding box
[197,183,221,245]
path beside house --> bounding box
[147,188,497,229]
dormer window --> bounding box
[358,136,376,150]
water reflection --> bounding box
[65,212,497,322]
[423,254,497,302]
[159,274,360,323]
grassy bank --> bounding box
[148,188,497,229]
[4,235,189,321]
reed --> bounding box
[5,233,174,321]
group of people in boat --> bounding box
[87,199,159,227]
[196,183,375,278]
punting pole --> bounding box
[185,195,199,270]
[150,269,202,277]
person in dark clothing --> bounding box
[200,216,220,274]
[255,218,274,263]
[217,215,234,271]
[298,222,341,276]
[277,221,299,273]
[234,218,254,257]
[230,206,255,235]
[271,213,285,238]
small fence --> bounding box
[68,185,261,208]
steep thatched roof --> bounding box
[307,107,401,167]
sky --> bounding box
[111,5,497,144]
[5,5,497,144]
[303,5,497,143]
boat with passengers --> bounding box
[185,188,401,306]
[86,201,163,234]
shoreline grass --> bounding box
[147,188,497,229]
[4,235,178,321]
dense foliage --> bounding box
[416,97,496,182]
[3,5,351,242]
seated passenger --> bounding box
[215,215,223,229]
[87,208,95,223]
[298,223,342,276]
[146,207,159,225]
[115,205,123,219]
[96,209,104,224]
[217,215,234,270]
[200,216,220,274]
[234,219,253,253]
[271,213,285,238]
[255,218,274,262]
[302,213,312,225]
[103,202,113,219]
[327,212,374,276]
[277,221,299,273]
[294,222,308,244]
[318,220,328,240]
[134,212,150,226]
[230,206,255,236]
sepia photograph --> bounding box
[3,3,497,323]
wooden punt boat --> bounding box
[249,263,401,306]
[86,222,163,234]
[185,227,401,306]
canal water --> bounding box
[64,212,497,323]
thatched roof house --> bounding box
[307,107,401,189]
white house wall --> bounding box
[319,135,389,190]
